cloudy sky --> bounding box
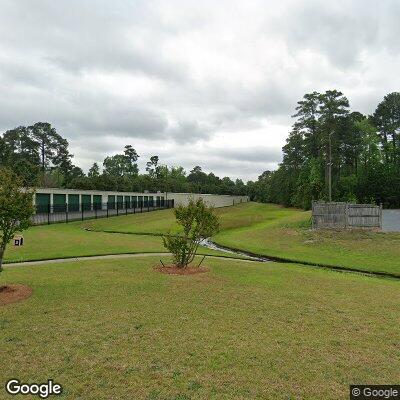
[0,0,399,181]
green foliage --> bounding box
[162,198,220,268]
[0,167,35,270]
[0,122,78,186]
[253,90,400,209]
[290,158,324,209]
[2,89,399,209]
[1,122,249,196]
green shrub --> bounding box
[162,198,220,268]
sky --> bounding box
[0,0,399,181]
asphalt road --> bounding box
[382,209,400,232]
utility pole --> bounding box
[328,131,332,202]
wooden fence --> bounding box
[312,202,382,229]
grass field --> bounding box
[83,203,300,235]
[2,256,399,399]
[3,220,235,264]
[83,202,400,276]
[4,202,298,264]
[212,204,400,276]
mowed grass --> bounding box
[84,202,300,234]
[5,202,400,275]
[3,221,231,264]
[4,203,294,263]
[84,202,400,276]
[83,208,178,235]
[1,256,399,399]
[213,207,400,276]
[4,222,165,263]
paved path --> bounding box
[4,253,255,268]
[382,210,400,232]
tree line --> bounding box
[247,91,400,209]
[0,124,247,196]
[1,90,399,207]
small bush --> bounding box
[162,198,220,268]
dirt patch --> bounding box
[154,264,209,275]
[0,284,32,306]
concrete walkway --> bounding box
[3,253,255,268]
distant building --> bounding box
[32,187,249,225]
[34,188,248,212]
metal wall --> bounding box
[169,192,249,208]
[34,188,249,210]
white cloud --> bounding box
[0,0,399,181]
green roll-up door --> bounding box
[161,196,165,206]
[82,195,91,211]
[93,195,102,209]
[108,195,115,209]
[117,195,123,208]
[36,193,50,213]
[144,196,148,207]
[138,196,143,207]
[156,196,160,207]
[124,196,130,208]
[53,194,66,212]
[131,196,137,208]
[149,196,154,207]
[68,194,79,211]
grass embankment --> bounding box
[86,202,400,276]
[212,204,400,276]
[83,203,299,235]
[2,256,399,399]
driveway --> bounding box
[382,209,400,232]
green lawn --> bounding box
[4,203,295,264]
[3,221,234,264]
[213,205,400,276]
[5,202,400,276]
[2,256,399,399]
[83,202,300,235]
[83,208,179,235]
[84,202,400,276]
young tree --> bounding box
[162,198,220,268]
[0,168,35,271]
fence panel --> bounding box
[347,204,381,228]
[312,202,347,229]
[312,202,381,229]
